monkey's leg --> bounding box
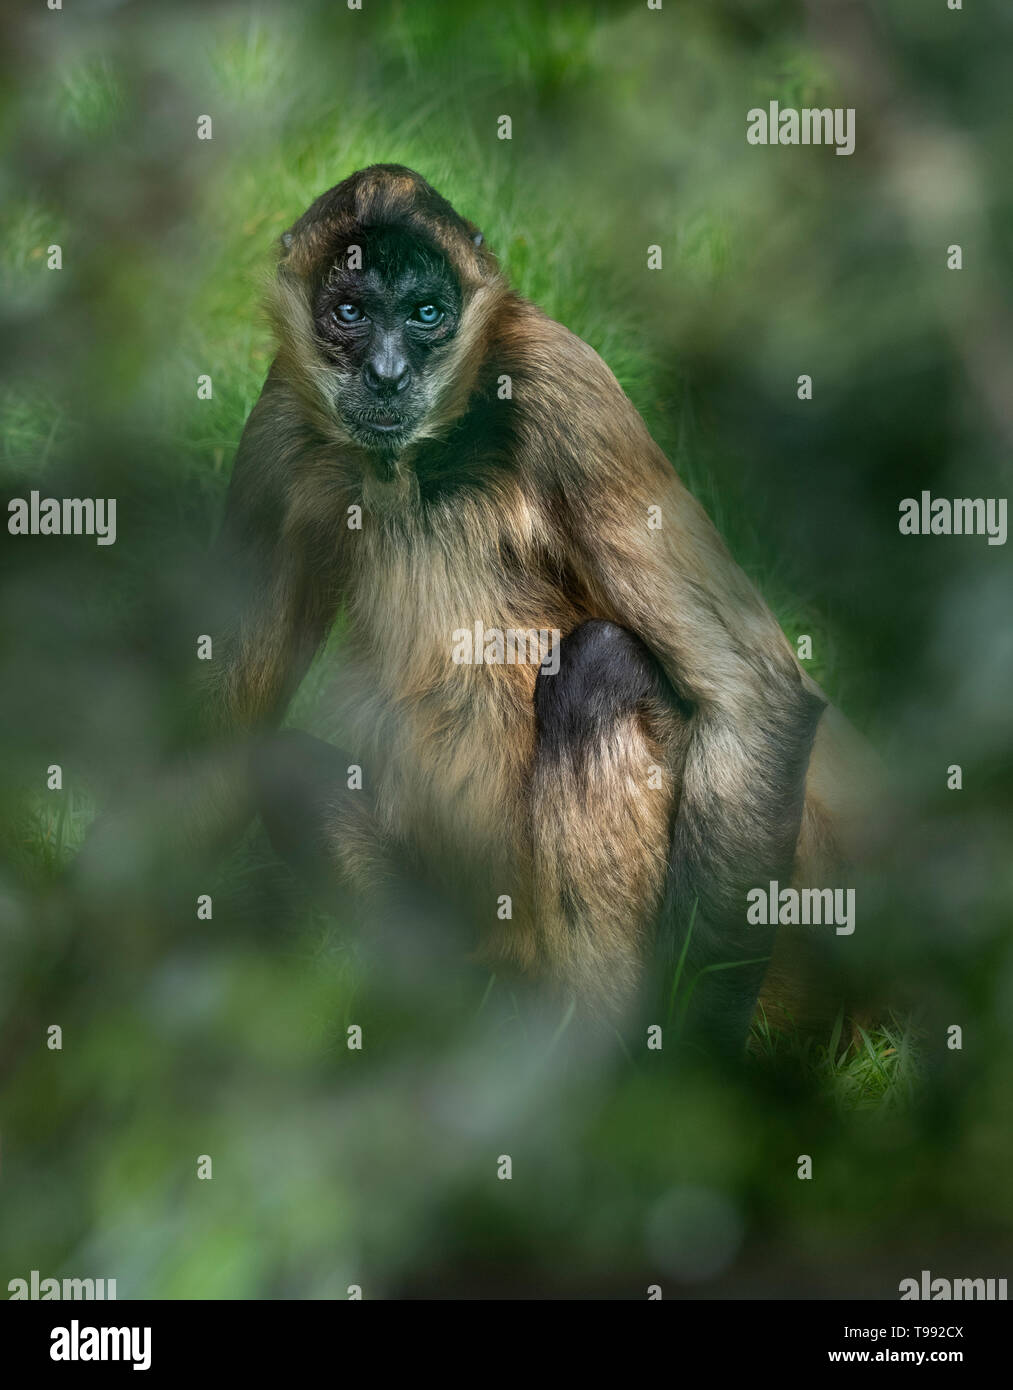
[250,729,390,895]
[530,620,685,1018]
[664,689,827,1056]
[251,730,482,1002]
[759,699,890,1038]
[532,621,823,1054]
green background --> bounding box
[1,0,1010,1297]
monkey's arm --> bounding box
[182,372,347,835]
[198,384,340,738]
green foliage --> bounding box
[1,0,1009,1299]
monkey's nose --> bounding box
[364,359,411,395]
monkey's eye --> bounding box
[332,304,365,325]
[411,304,443,326]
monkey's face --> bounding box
[312,230,463,461]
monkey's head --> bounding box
[271,165,503,470]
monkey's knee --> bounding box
[250,730,352,885]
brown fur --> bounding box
[205,165,882,1033]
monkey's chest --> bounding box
[334,615,542,871]
[341,529,585,862]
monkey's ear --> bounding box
[280,229,295,252]
[461,217,484,249]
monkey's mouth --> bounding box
[344,405,417,454]
[358,411,410,435]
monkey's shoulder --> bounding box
[411,299,662,502]
[491,298,625,404]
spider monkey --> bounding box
[199,164,877,1052]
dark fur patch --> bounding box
[534,620,669,764]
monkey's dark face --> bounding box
[312,230,463,460]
